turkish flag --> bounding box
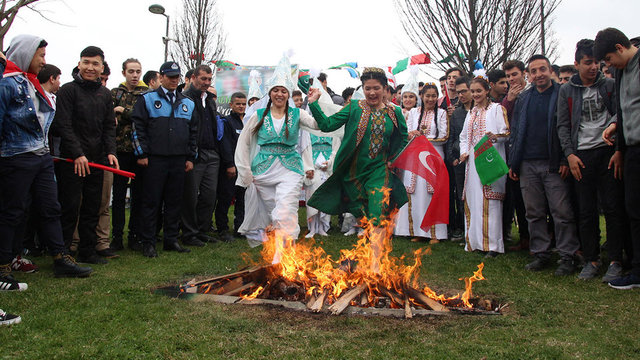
[391,135,449,230]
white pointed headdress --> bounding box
[247,70,263,100]
[266,50,296,94]
[401,66,420,97]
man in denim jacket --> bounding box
[0,35,92,291]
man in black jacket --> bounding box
[215,92,246,241]
[52,46,118,264]
[181,65,231,246]
[132,61,197,258]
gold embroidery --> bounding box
[482,197,490,251]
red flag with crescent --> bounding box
[391,135,449,230]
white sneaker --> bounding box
[0,309,21,326]
[344,228,356,236]
[318,229,328,237]
[305,232,316,239]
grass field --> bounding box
[1,211,639,359]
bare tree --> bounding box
[170,0,227,72]
[0,0,43,49]
[395,0,561,73]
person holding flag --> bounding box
[395,83,449,243]
[458,74,510,257]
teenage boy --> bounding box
[488,69,508,103]
[595,27,640,289]
[53,46,118,264]
[509,54,580,276]
[557,39,627,282]
[0,35,92,288]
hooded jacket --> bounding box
[0,34,55,157]
[51,68,116,163]
[557,72,616,158]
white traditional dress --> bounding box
[235,106,317,247]
[459,102,510,253]
[394,107,449,239]
[304,133,340,236]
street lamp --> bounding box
[149,4,170,62]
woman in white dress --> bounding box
[394,83,449,243]
[458,76,510,257]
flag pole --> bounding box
[53,156,136,179]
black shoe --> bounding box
[96,248,120,259]
[77,254,108,264]
[484,251,499,258]
[197,233,219,243]
[525,257,551,272]
[182,236,205,247]
[142,244,158,258]
[219,232,235,242]
[128,235,142,251]
[109,237,124,251]
[163,242,191,253]
[233,231,242,238]
[555,257,577,276]
[0,265,27,291]
[53,254,93,278]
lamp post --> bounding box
[149,4,170,62]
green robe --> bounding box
[308,100,408,224]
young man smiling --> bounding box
[595,28,640,289]
[52,46,118,264]
[557,39,626,282]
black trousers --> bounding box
[111,152,137,240]
[503,177,529,238]
[451,163,465,233]
[215,172,245,233]
[575,147,628,263]
[624,146,640,276]
[55,161,103,257]
[139,155,186,246]
[0,153,66,264]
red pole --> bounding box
[53,157,135,179]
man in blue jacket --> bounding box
[509,54,580,276]
[0,35,92,290]
[132,61,197,258]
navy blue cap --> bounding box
[159,61,181,76]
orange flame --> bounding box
[241,286,265,300]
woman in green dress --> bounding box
[306,67,408,271]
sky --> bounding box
[7,0,640,91]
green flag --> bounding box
[473,135,509,185]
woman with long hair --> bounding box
[306,67,408,272]
[394,83,449,243]
[459,76,510,257]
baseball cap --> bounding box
[160,61,181,76]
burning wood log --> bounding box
[406,287,450,312]
[360,292,369,307]
[188,266,270,288]
[310,290,328,312]
[223,282,256,297]
[328,284,367,315]
[404,299,413,319]
[212,277,243,295]
[378,286,405,308]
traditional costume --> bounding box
[304,133,339,237]
[394,105,449,240]
[459,102,510,253]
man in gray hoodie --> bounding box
[557,39,627,283]
[0,35,92,291]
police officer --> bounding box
[131,62,197,257]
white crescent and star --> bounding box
[418,151,437,176]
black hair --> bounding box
[143,70,159,85]
[341,87,355,100]
[185,68,195,79]
[102,61,110,76]
[438,76,446,82]
[317,72,327,83]
[487,69,506,84]
[254,88,290,139]
[418,82,424,87]
[230,92,247,102]
[594,28,631,61]
[630,36,640,48]
[527,54,551,68]
[454,76,470,87]
[417,83,440,138]
[574,39,594,63]
[37,63,61,84]
[80,46,105,61]
[551,64,560,76]
[445,67,464,77]
[193,65,212,77]
[360,68,387,88]
[38,40,48,48]
[502,59,525,72]
[559,64,576,74]
[122,58,141,71]
[396,84,404,92]
[292,90,302,97]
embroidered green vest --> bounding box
[310,134,332,162]
[251,107,303,175]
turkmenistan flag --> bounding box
[473,135,509,185]
[391,54,430,74]
[298,69,311,94]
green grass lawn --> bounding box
[1,210,639,359]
